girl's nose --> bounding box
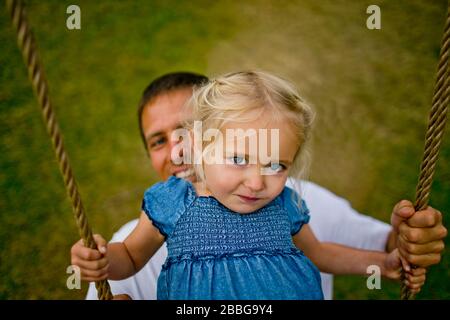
[244,167,265,192]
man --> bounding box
[85,72,446,300]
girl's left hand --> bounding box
[384,248,426,294]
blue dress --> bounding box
[142,176,323,300]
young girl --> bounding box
[71,71,425,299]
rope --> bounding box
[5,0,113,300]
[401,1,450,300]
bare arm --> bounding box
[105,212,164,280]
[293,224,397,278]
[385,230,397,252]
[293,225,427,293]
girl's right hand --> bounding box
[70,234,109,282]
[384,248,426,294]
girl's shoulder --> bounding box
[278,186,310,235]
[141,176,195,238]
[279,186,309,215]
[145,175,192,195]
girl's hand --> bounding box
[70,234,109,282]
[384,248,426,294]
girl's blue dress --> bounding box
[142,176,323,300]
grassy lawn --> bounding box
[1,0,449,299]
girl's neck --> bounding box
[193,181,213,197]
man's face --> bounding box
[141,87,195,181]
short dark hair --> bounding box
[138,72,209,150]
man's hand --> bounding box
[391,200,447,268]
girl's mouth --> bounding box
[238,195,260,203]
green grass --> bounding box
[1,0,449,299]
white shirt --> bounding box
[86,179,391,300]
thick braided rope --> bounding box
[401,2,450,300]
[5,0,113,300]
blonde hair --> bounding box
[184,70,314,186]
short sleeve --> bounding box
[280,187,311,235]
[141,176,194,238]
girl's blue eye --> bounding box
[269,163,285,173]
[233,156,246,165]
[226,156,247,166]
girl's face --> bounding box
[202,110,300,214]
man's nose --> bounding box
[169,137,184,165]
[244,166,265,192]
[169,135,182,149]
